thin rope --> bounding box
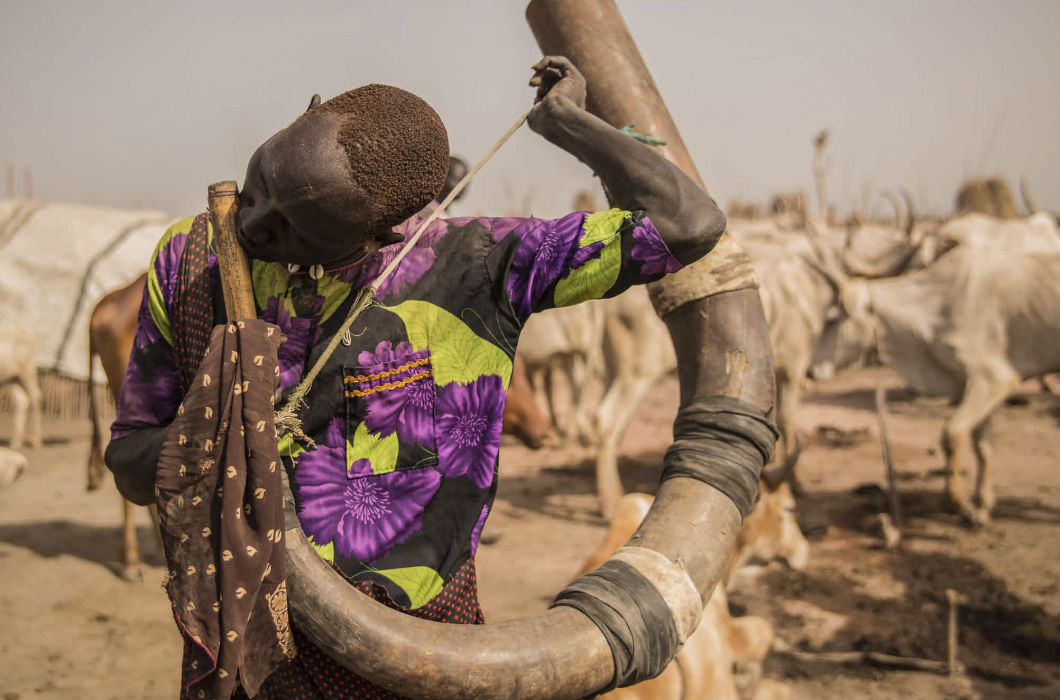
[275,107,532,443]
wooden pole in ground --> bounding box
[875,381,903,543]
[946,588,966,677]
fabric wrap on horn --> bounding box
[662,396,779,519]
[552,558,679,690]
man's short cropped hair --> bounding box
[315,84,450,234]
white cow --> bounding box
[0,326,42,449]
[729,221,850,483]
[841,211,1060,275]
[928,211,1060,260]
[591,288,676,516]
[520,302,604,446]
[519,288,674,517]
[837,248,1060,525]
[521,221,850,507]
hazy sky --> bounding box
[1,0,1057,220]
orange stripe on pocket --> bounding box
[344,369,434,398]
[343,356,431,384]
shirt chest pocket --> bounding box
[344,349,439,478]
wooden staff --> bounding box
[207,181,255,320]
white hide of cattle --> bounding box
[838,211,1060,276]
[592,289,676,516]
[518,287,675,518]
[583,491,804,700]
[923,212,1060,263]
[728,221,845,480]
[519,302,604,445]
[0,326,42,449]
[522,220,846,507]
[0,446,27,489]
[838,249,1060,525]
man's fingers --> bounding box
[531,57,550,72]
[529,66,563,90]
[532,55,572,70]
[531,56,574,76]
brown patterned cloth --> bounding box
[156,319,294,700]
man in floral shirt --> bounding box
[106,57,727,699]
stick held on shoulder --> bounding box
[208,181,256,321]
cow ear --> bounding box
[306,93,322,112]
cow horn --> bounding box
[801,219,848,294]
[1020,177,1040,215]
[883,190,902,231]
[283,472,735,699]
[899,189,917,239]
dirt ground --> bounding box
[1,366,1058,700]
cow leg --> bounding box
[121,497,144,580]
[8,383,29,449]
[972,417,996,522]
[764,369,803,491]
[594,379,629,519]
[595,375,655,519]
[547,358,576,442]
[942,370,1015,526]
[87,431,106,491]
[87,382,107,491]
[21,371,42,448]
[528,365,554,434]
[148,503,165,558]
[568,354,596,446]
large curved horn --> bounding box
[284,474,736,699]
[840,243,921,279]
[840,190,921,278]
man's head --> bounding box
[238,85,449,266]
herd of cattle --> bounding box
[1,178,1058,698]
[517,184,1060,531]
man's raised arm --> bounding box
[528,56,726,265]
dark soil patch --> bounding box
[752,549,1060,688]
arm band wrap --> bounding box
[661,396,778,519]
[552,559,679,691]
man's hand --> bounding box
[528,56,587,135]
[524,54,725,267]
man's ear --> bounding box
[306,93,322,112]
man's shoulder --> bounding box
[151,214,204,264]
[158,214,203,245]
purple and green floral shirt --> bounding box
[113,208,681,611]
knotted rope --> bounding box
[274,108,532,444]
